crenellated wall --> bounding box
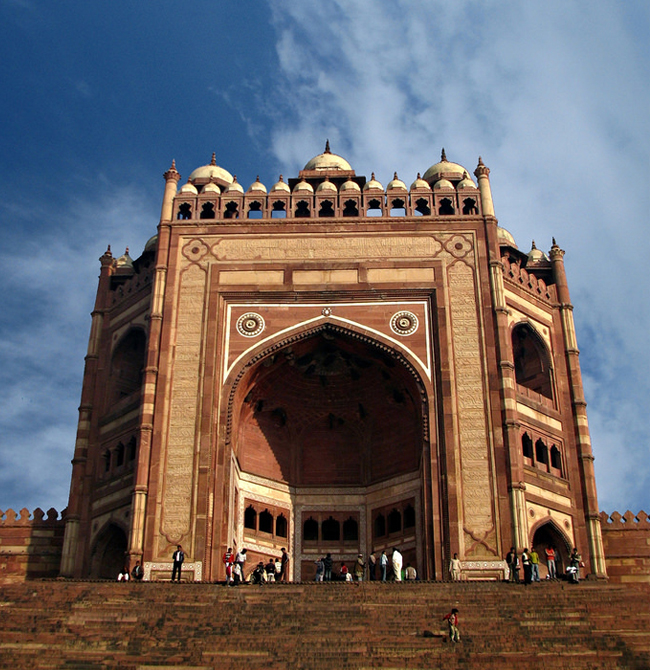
[0,508,66,583]
[600,511,650,583]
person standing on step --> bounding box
[569,547,582,583]
[323,552,333,581]
[506,547,517,582]
[235,547,247,583]
[279,547,290,582]
[171,545,184,582]
[521,548,531,584]
[443,608,460,643]
[314,556,324,582]
[545,545,556,580]
[391,547,403,581]
[368,552,377,581]
[380,550,388,582]
[354,553,365,581]
[131,561,144,581]
[530,547,540,582]
[449,553,461,581]
[404,563,417,581]
[223,547,234,586]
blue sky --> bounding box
[0,0,648,517]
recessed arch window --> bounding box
[322,516,340,541]
[343,517,358,542]
[462,198,477,215]
[102,450,111,473]
[248,201,263,219]
[522,433,534,459]
[404,504,415,529]
[512,324,553,399]
[127,437,137,462]
[295,200,310,218]
[366,198,382,217]
[115,443,125,468]
[276,514,288,538]
[303,517,318,541]
[414,198,430,216]
[438,198,454,215]
[374,514,386,538]
[390,198,406,217]
[318,200,335,217]
[177,202,192,220]
[224,201,239,219]
[388,508,402,534]
[244,505,257,530]
[343,199,359,216]
[259,509,273,533]
[271,201,286,218]
[108,329,146,406]
[535,439,549,469]
[550,445,562,473]
[200,202,215,219]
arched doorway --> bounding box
[89,523,128,579]
[226,325,431,580]
[532,521,571,579]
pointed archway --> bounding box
[221,324,434,581]
[89,523,128,579]
[532,520,572,579]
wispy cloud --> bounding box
[264,0,650,512]
[0,186,158,512]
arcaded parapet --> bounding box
[0,508,66,583]
[600,511,650,583]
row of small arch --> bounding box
[177,196,479,220]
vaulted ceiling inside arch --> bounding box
[236,331,423,486]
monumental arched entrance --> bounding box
[222,325,435,580]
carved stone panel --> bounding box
[161,264,206,543]
[447,261,496,556]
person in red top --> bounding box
[443,608,460,643]
[223,547,234,586]
[545,545,557,580]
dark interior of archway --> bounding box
[90,524,128,579]
[237,330,423,486]
[532,523,570,576]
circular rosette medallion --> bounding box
[390,311,419,336]
[236,313,265,338]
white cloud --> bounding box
[265,0,650,512]
[0,185,158,512]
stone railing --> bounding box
[0,507,66,582]
[599,510,650,583]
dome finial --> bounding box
[417,172,421,179]
[477,156,485,166]
[394,171,398,180]
[233,175,238,183]
[210,152,216,166]
[531,240,537,250]
[279,174,284,182]
[441,148,447,162]
[171,159,176,170]
[371,172,375,180]
[552,237,558,247]
[324,139,331,154]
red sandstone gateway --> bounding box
[58,145,609,582]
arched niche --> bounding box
[512,323,553,399]
[107,328,147,407]
[89,522,128,579]
[231,326,425,487]
[531,519,572,578]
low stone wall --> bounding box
[600,511,650,583]
[0,508,65,583]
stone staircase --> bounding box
[0,580,649,669]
